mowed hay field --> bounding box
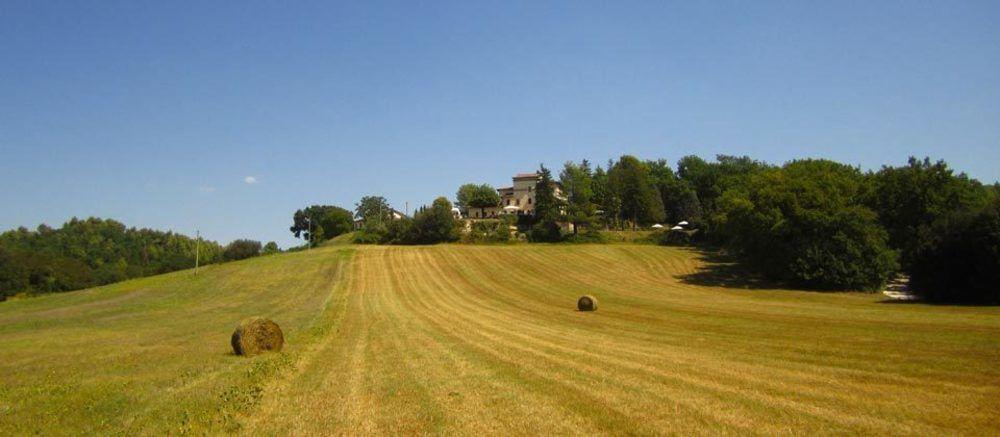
[1,245,999,434]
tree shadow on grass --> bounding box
[874,297,999,306]
[675,249,786,290]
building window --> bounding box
[506,199,510,205]
[516,199,520,206]
[528,198,532,204]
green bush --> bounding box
[657,229,699,246]
[463,220,513,244]
[563,229,606,244]
[351,228,384,244]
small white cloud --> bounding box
[198,186,216,193]
[244,176,258,184]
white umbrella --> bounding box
[678,221,689,226]
[651,224,664,229]
[671,225,684,231]
[503,205,520,212]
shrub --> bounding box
[657,229,699,246]
[463,220,513,243]
[529,221,562,242]
[563,229,606,244]
[351,228,384,244]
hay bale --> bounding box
[577,295,598,312]
[231,317,284,356]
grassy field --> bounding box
[1,245,997,435]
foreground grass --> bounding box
[0,248,352,434]
[1,245,998,434]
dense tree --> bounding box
[909,198,1000,303]
[262,241,280,255]
[352,197,458,245]
[455,183,501,218]
[648,159,702,224]
[0,218,225,298]
[355,196,393,226]
[290,205,354,246]
[867,157,992,268]
[409,197,460,244]
[223,239,262,261]
[559,160,597,235]
[591,164,618,229]
[608,156,664,228]
[716,160,897,290]
[677,155,769,215]
[529,164,564,242]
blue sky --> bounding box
[2,1,998,248]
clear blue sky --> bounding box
[2,1,998,248]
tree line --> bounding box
[0,217,277,300]
[451,155,999,303]
[283,153,998,304]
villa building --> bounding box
[466,172,564,219]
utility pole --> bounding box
[194,230,200,275]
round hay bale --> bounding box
[231,317,284,356]
[577,295,598,312]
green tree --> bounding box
[355,196,393,227]
[909,198,1000,303]
[455,183,501,218]
[262,241,280,255]
[560,160,597,235]
[223,239,262,261]
[647,159,702,224]
[867,157,992,268]
[717,160,897,290]
[529,164,563,242]
[0,217,226,297]
[290,205,353,245]
[608,155,664,228]
[409,197,459,244]
[677,155,769,213]
[591,164,618,229]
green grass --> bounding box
[322,231,357,246]
[1,245,997,434]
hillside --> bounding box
[1,245,997,434]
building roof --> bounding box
[513,172,540,179]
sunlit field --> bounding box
[1,245,997,434]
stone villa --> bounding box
[465,172,564,219]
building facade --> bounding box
[465,172,563,219]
